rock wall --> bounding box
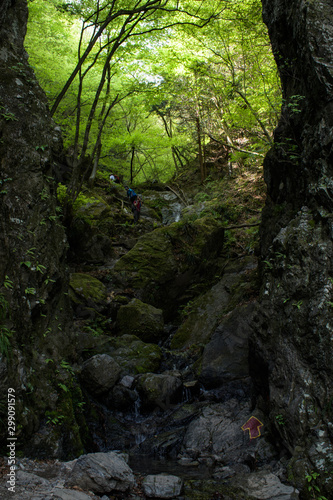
[0,0,79,457]
[253,0,333,495]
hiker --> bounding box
[110,173,120,184]
[132,195,142,224]
[125,186,137,204]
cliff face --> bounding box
[0,0,78,456]
[253,0,333,494]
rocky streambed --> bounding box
[1,188,298,499]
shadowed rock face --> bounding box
[261,0,333,219]
[253,0,333,495]
[0,0,75,455]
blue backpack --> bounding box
[127,188,137,201]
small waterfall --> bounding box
[161,201,183,224]
[133,390,141,420]
[144,191,184,225]
[135,431,147,446]
[182,386,191,403]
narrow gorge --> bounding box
[1,0,333,499]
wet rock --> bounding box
[200,304,254,389]
[183,380,201,399]
[80,354,121,395]
[138,427,187,458]
[234,471,299,499]
[117,298,164,343]
[65,451,135,494]
[136,373,183,410]
[142,191,175,223]
[120,375,135,388]
[142,474,183,498]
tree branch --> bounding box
[207,134,265,157]
[223,221,260,230]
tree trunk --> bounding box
[130,146,135,183]
[196,115,205,182]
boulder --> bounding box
[116,298,164,342]
[69,273,107,315]
[119,375,135,388]
[136,373,183,410]
[52,489,94,500]
[234,471,299,499]
[95,334,162,375]
[170,257,257,349]
[67,197,115,264]
[112,215,225,318]
[142,474,183,498]
[107,384,139,410]
[113,228,177,290]
[199,304,254,389]
[80,354,121,395]
[65,452,135,494]
[68,219,113,264]
[181,399,275,465]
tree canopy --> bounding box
[25,0,281,194]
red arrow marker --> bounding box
[241,416,263,439]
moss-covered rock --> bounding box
[94,334,162,375]
[199,304,254,389]
[80,354,121,395]
[22,360,88,460]
[136,373,183,410]
[69,273,107,312]
[68,218,113,264]
[113,227,177,289]
[116,298,164,343]
[183,479,251,500]
[61,190,115,264]
[171,257,257,350]
[112,215,225,317]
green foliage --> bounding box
[45,410,65,426]
[0,106,18,122]
[83,316,112,336]
[0,325,14,359]
[60,359,75,375]
[3,276,13,289]
[57,183,99,214]
[285,94,305,115]
[275,414,285,426]
[305,471,328,500]
[0,289,14,359]
[26,0,280,189]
